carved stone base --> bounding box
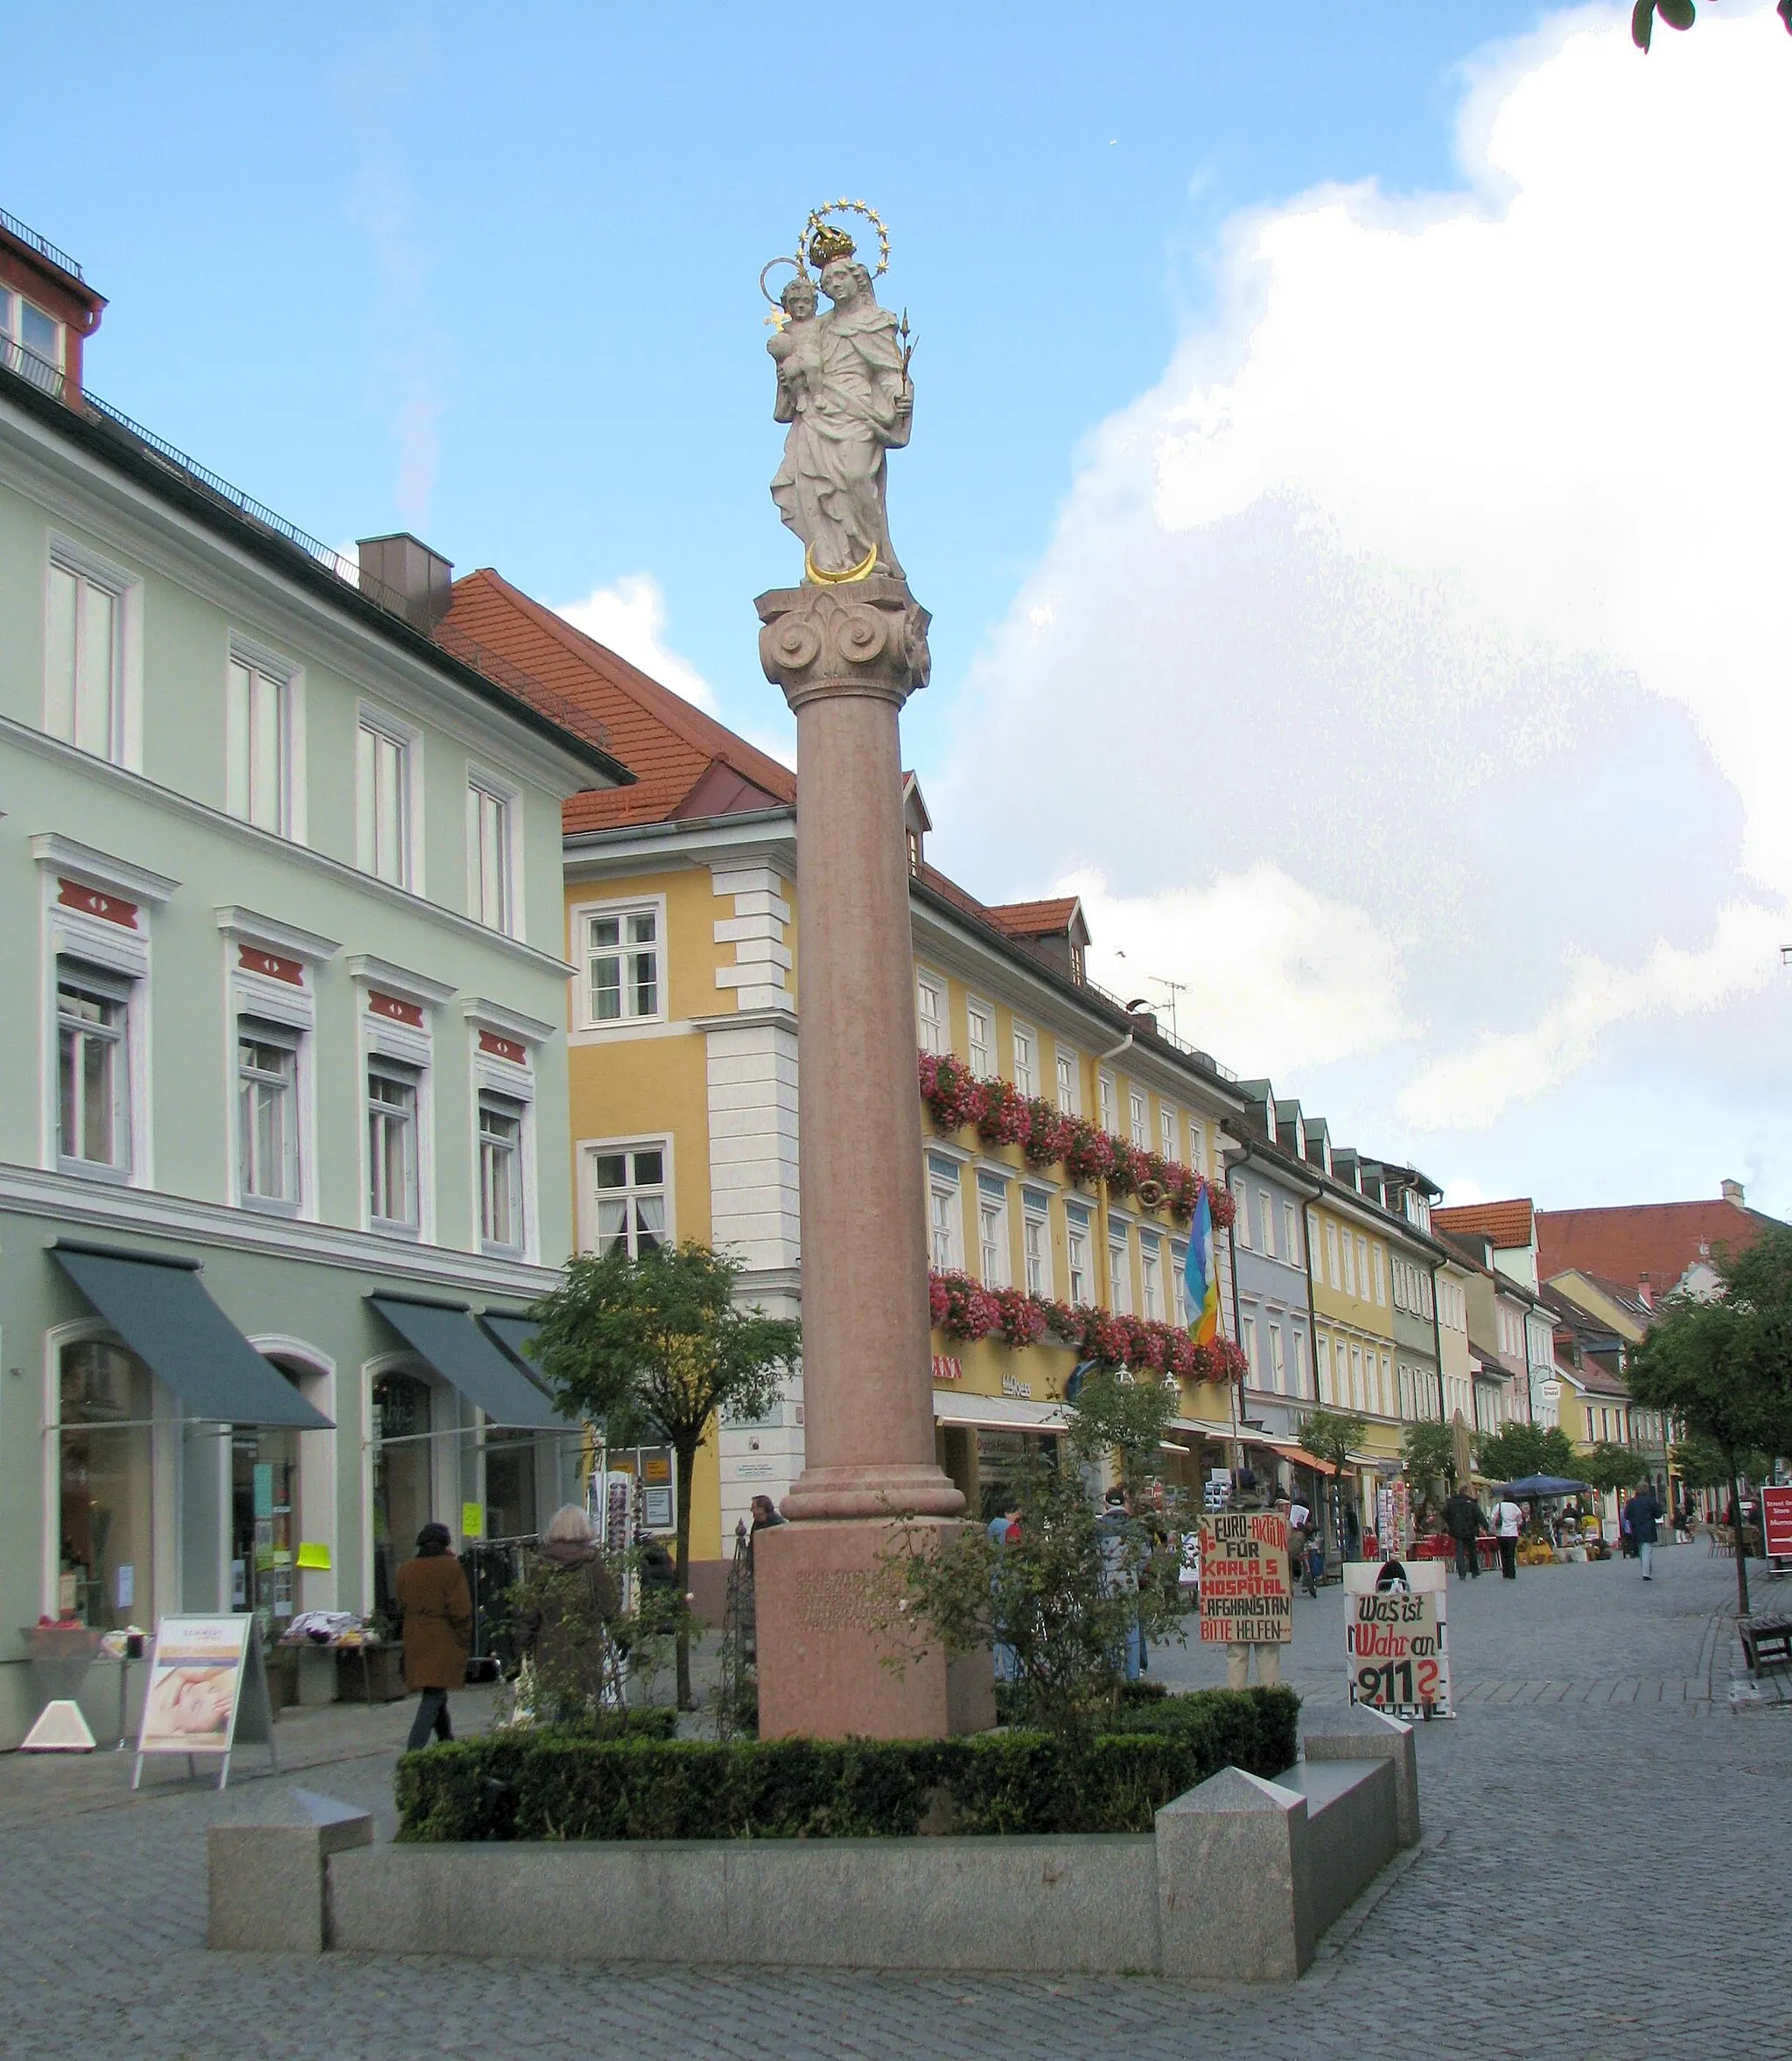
[753,1518,994,1742]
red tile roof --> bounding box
[1536,1198,1777,1298]
[986,897,1084,939]
[1432,1199,1536,1251]
[442,569,794,835]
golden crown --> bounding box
[801,199,891,278]
[806,222,858,268]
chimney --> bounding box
[357,533,454,633]
[1721,1177,1745,1205]
[1636,1271,1653,1310]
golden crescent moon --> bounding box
[804,542,879,585]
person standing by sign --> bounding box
[1492,1494,1523,1581]
[1622,1483,1663,1580]
[1095,1487,1144,1683]
[396,1522,472,1750]
[1443,1487,1485,1581]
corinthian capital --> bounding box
[755,578,932,715]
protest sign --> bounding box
[1198,1511,1292,1644]
[132,1614,276,1791]
[1344,1561,1452,1717]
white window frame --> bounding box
[1022,1188,1052,1298]
[582,1136,674,1259]
[577,895,668,1030]
[1,283,65,382]
[1282,1201,1298,1266]
[928,1153,962,1272]
[1233,1182,1251,1251]
[1240,1309,1259,1385]
[466,1002,547,1263]
[1129,1088,1148,1150]
[351,959,444,1242]
[1326,1221,1340,1290]
[1259,1187,1275,1259]
[1140,1231,1163,1322]
[1188,1118,1206,1175]
[1372,1243,1387,1307]
[967,998,994,1077]
[1054,1044,1079,1116]
[219,909,333,1222]
[366,1057,422,1234]
[355,706,422,892]
[56,964,133,1180]
[1108,1225,1132,1315]
[226,635,302,839]
[1066,1202,1092,1305]
[45,538,142,772]
[477,1091,527,1256]
[1097,1071,1117,1134]
[1159,1104,1177,1162]
[916,971,948,1056]
[1292,1329,1307,1399]
[236,1018,301,1213]
[1270,1322,1285,1396]
[1012,1023,1038,1099]
[466,766,521,937]
[976,1172,1010,1288]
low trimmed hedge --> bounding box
[395,1686,1298,1843]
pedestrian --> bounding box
[749,1493,787,1537]
[1094,1486,1144,1683]
[1493,1492,1523,1580]
[1443,1485,1485,1581]
[986,1501,1021,1683]
[394,1520,472,1750]
[1343,1501,1362,1561]
[514,1504,620,1721]
[1622,1482,1664,1581]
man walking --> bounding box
[1443,1485,1485,1580]
[1623,1482,1664,1580]
[1493,1492,1523,1580]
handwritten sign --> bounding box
[1198,1511,1292,1645]
[1347,1582,1452,1717]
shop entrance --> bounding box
[230,1425,299,1635]
[371,1369,434,1623]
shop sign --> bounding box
[1197,1511,1292,1645]
[132,1615,276,1790]
[1762,1484,1792,1560]
[1344,1562,1452,1718]
[931,1356,963,1382]
[1000,1372,1032,1399]
[1540,1379,1562,1402]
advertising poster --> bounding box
[133,1614,276,1790]
[1345,1565,1452,1717]
[1762,1483,1792,1562]
[1198,1511,1292,1644]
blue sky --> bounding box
[8,2,1789,1220]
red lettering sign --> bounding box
[930,1356,963,1383]
[58,878,137,929]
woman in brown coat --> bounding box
[394,1522,472,1750]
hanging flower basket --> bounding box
[1063,1118,1116,1188]
[1020,1098,1073,1168]
[930,1268,1000,1342]
[918,1050,986,1132]
[990,1284,1048,1348]
[976,1076,1032,1150]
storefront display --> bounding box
[57,1341,156,1632]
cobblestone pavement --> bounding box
[2,1547,1787,2061]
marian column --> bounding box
[752,204,988,1739]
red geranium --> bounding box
[976,1076,1032,1150]
[918,1049,986,1132]
[929,1269,999,1342]
[1063,1118,1116,1188]
[991,1285,1048,1349]
[1021,1098,1074,1168]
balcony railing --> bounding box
[0,208,85,282]
[0,348,612,757]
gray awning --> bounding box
[480,1312,541,1374]
[369,1294,569,1430]
[52,1244,333,1429]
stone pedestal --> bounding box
[752,578,980,1740]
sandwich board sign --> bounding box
[1344,1560,1453,1719]
[131,1614,276,1791]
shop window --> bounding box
[58,964,132,1176]
[371,1370,433,1623]
[58,1340,155,1630]
[483,1427,539,1543]
[232,1387,303,1634]
[591,1144,668,1258]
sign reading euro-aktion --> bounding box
[1198,1511,1292,1645]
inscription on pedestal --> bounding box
[793,1568,884,1634]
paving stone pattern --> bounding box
[1,1548,1787,2061]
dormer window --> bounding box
[0,284,62,387]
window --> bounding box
[1066,1203,1092,1304]
[1140,1233,1163,1321]
[58,1342,155,1630]
[367,1061,419,1229]
[1259,1188,1275,1258]
[1270,1323,1285,1396]
[917,973,947,1055]
[46,557,124,762]
[1355,1235,1369,1300]
[1,284,62,383]
[1109,1230,1131,1314]
[968,999,993,1077]
[1241,1313,1259,1385]
[976,1174,1009,1287]
[1349,1343,1363,1411]
[1022,1191,1051,1297]
[1372,1244,1386,1306]
[1326,1221,1340,1290]
[1160,1104,1177,1161]
[479,1093,525,1252]
[1054,1047,1078,1114]
[1283,1202,1298,1265]
[466,779,511,932]
[1233,1183,1250,1250]
[226,654,290,834]
[1098,1072,1117,1134]
[1292,1330,1307,1399]
[237,1021,298,1207]
[1188,1119,1206,1174]
[1012,1025,1037,1098]
[1382,1352,1394,1415]
[928,1154,962,1271]
[587,907,661,1023]
[1129,1089,1148,1149]
[58,968,130,1174]
[356,718,411,887]
[592,1146,668,1258]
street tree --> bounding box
[1062,1366,1178,1491]
[1401,1421,1459,1503]
[1474,1422,1578,1487]
[527,1239,801,1709]
[1579,1441,1649,1497]
[1628,1225,1792,1615]
[1298,1407,1368,1557]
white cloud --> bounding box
[555,573,718,713]
[1400,901,1784,1131]
[1068,866,1410,1076]
[939,2,1792,1195]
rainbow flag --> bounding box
[1183,1184,1221,1347]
